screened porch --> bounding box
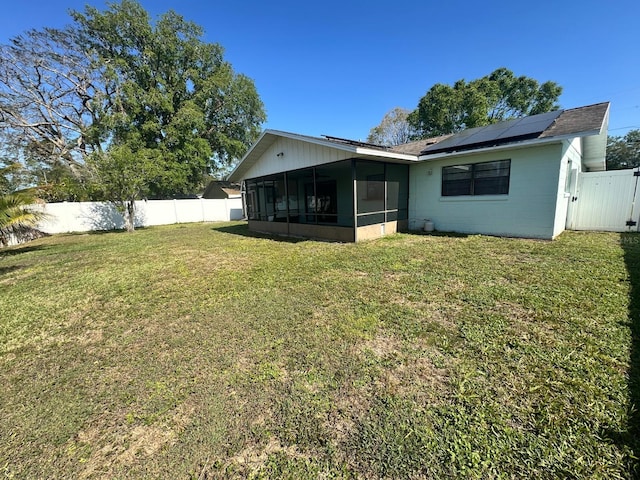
[243,159,409,242]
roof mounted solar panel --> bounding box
[495,110,562,139]
[322,135,390,150]
[420,109,563,155]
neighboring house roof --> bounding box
[202,181,241,199]
[228,102,610,181]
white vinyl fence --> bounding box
[567,168,640,232]
[36,198,244,234]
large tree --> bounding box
[606,130,640,170]
[366,107,416,146]
[408,68,563,138]
[0,27,106,179]
[0,0,266,224]
[71,1,265,198]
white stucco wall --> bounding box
[409,143,565,239]
[241,137,353,180]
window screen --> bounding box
[442,160,510,196]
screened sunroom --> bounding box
[243,159,409,242]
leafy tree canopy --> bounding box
[0,0,266,206]
[407,68,563,138]
[606,129,640,170]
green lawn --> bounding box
[1,222,639,479]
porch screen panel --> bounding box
[287,168,314,224]
[386,164,409,221]
[356,161,384,226]
[257,181,267,220]
[245,179,259,220]
[263,173,286,222]
[315,160,353,227]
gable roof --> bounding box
[227,129,416,181]
[228,102,610,181]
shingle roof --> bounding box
[387,102,609,157]
[539,102,609,138]
[388,135,453,155]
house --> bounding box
[227,102,610,241]
[201,181,242,199]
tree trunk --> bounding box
[125,199,135,232]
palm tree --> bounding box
[0,191,45,247]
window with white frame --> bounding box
[442,159,511,196]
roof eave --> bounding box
[228,129,362,182]
[354,147,418,162]
[227,129,273,182]
[228,129,418,181]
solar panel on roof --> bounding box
[420,110,563,155]
[495,110,561,139]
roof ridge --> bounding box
[561,101,610,111]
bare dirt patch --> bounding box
[362,334,401,359]
[74,412,176,479]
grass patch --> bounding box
[0,223,638,478]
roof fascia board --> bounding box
[274,131,417,160]
[269,130,358,153]
[354,147,417,161]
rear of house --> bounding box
[228,102,609,241]
[409,139,580,239]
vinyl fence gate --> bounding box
[567,168,640,232]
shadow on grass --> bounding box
[214,223,473,244]
[621,232,640,476]
[58,225,151,237]
[0,264,23,275]
[211,223,309,243]
[409,230,469,239]
[0,244,50,258]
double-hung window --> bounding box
[442,159,510,196]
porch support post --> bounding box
[284,171,290,236]
[352,159,358,242]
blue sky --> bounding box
[1,0,639,141]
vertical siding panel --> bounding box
[572,170,637,231]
